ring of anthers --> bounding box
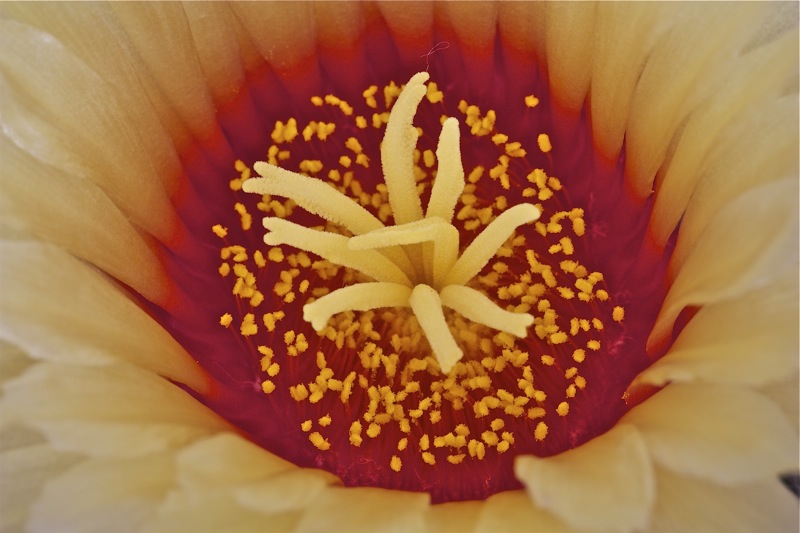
[243,72,540,374]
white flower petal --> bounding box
[234,468,337,516]
[0,16,178,241]
[650,31,798,245]
[0,241,208,391]
[515,424,654,532]
[634,269,798,387]
[649,177,798,351]
[295,486,429,533]
[423,500,482,533]
[0,138,171,305]
[650,466,799,533]
[0,443,82,533]
[28,453,174,533]
[475,490,585,533]
[625,3,764,198]
[1,362,228,457]
[621,383,797,484]
[759,376,800,435]
[668,94,798,274]
[545,2,596,114]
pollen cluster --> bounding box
[212,73,625,484]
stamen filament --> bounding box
[440,285,534,338]
[262,217,412,286]
[303,282,413,331]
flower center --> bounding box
[157,35,671,503]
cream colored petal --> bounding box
[0,17,179,241]
[590,3,671,161]
[649,177,798,351]
[423,500,481,533]
[295,486,429,533]
[0,138,171,305]
[621,383,797,484]
[108,3,217,141]
[0,339,33,388]
[146,491,301,533]
[545,2,596,113]
[498,2,547,62]
[634,269,798,388]
[668,95,798,274]
[28,453,174,533]
[0,443,83,533]
[234,468,337,516]
[231,2,317,74]
[515,424,654,532]
[174,433,297,487]
[440,2,498,89]
[759,376,800,435]
[0,242,209,392]
[625,3,764,198]
[475,490,585,533]
[1,362,228,455]
[650,466,799,533]
[650,32,798,246]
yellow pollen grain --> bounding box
[447,454,466,465]
[613,306,625,322]
[557,401,570,416]
[422,452,436,466]
[309,432,330,451]
[550,332,567,345]
[218,263,230,277]
[397,437,408,451]
[527,407,546,419]
[301,420,313,432]
[596,289,609,301]
[575,376,587,389]
[319,414,332,427]
[587,340,601,351]
[240,313,257,336]
[540,354,555,366]
[290,384,309,402]
[572,349,586,363]
[266,362,280,377]
[267,247,284,262]
[537,133,552,153]
[366,423,381,438]
[261,380,275,394]
[534,422,548,441]
[390,456,402,472]
[524,95,539,108]
[212,224,228,238]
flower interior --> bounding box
[152,22,675,503]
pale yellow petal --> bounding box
[590,3,671,161]
[423,500,481,533]
[29,453,174,533]
[545,2,596,113]
[634,269,798,387]
[441,2,498,89]
[515,424,654,532]
[0,242,208,392]
[649,178,798,351]
[377,1,434,67]
[759,376,800,435]
[668,95,798,274]
[498,2,547,63]
[650,31,798,246]
[625,3,764,198]
[0,443,82,533]
[650,466,799,533]
[2,363,228,455]
[295,486,429,533]
[174,433,297,487]
[475,490,584,533]
[621,383,797,484]
[234,468,337,516]
[0,138,171,305]
[0,17,179,240]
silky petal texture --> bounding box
[474,490,586,533]
[0,17,179,241]
[545,2,596,114]
[650,31,798,246]
[497,2,547,62]
[0,138,171,305]
[0,443,83,533]
[625,3,763,198]
[377,1,434,68]
[668,94,799,274]
[634,269,799,388]
[650,467,800,533]
[621,383,797,485]
[423,500,482,533]
[1,362,229,456]
[294,486,429,533]
[0,241,209,392]
[649,177,799,350]
[515,424,654,532]
[28,453,175,533]
[760,377,800,435]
